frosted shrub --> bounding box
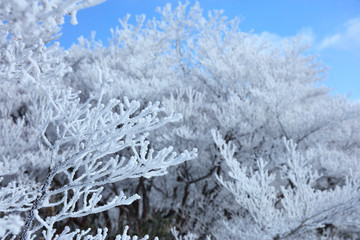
[213,131,360,239]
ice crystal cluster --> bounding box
[1,1,360,239]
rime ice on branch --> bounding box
[17,89,196,239]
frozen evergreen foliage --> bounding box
[1,0,360,239]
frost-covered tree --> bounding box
[0,0,196,239]
[62,2,360,238]
[2,0,360,239]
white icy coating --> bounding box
[1,0,360,239]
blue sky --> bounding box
[59,0,360,99]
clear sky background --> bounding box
[59,0,360,99]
